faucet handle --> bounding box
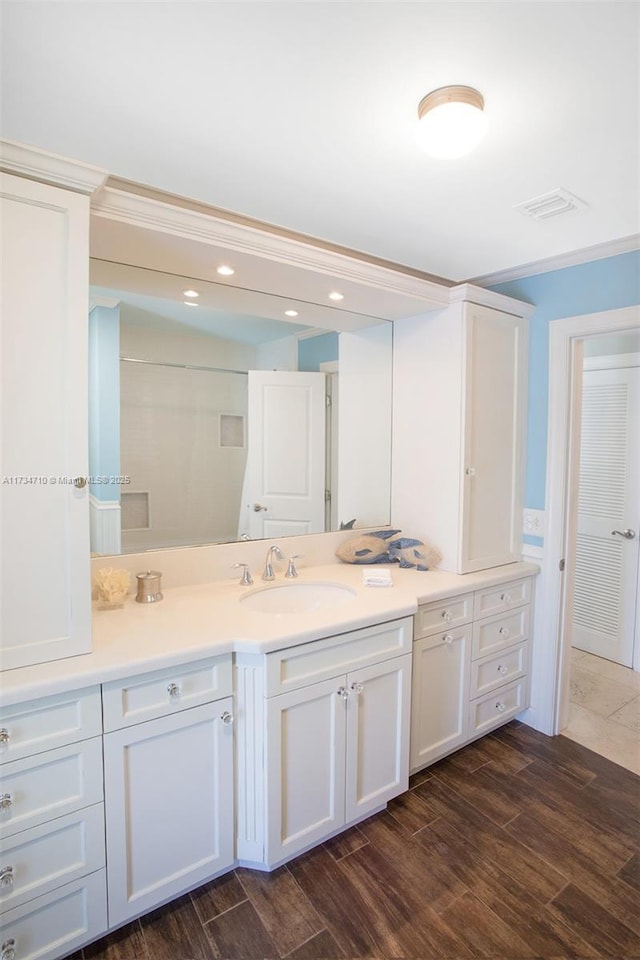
[285,555,302,578]
[232,563,253,586]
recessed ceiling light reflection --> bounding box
[217,265,235,276]
[328,291,344,301]
[284,310,299,317]
[183,301,199,307]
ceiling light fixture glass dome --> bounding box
[416,85,487,159]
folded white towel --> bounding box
[362,567,393,587]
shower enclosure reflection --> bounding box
[88,261,392,555]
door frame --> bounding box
[540,305,640,736]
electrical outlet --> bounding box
[523,508,545,537]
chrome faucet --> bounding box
[262,544,284,581]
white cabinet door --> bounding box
[461,304,526,572]
[410,627,471,772]
[0,173,92,670]
[104,699,234,926]
[392,299,527,575]
[265,676,346,866]
[345,655,411,823]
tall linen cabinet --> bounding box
[0,158,106,670]
[391,291,530,574]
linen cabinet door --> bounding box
[345,654,411,824]
[410,626,471,772]
[0,173,93,670]
[104,699,234,927]
[265,677,346,867]
[460,304,527,573]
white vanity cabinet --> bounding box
[392,295,529,574]
[102,656,235,927]
[411,577,532,772]
[410,595,473,770]
[0,688,107,960]
[237,617,412,868]
[0,172,94,671]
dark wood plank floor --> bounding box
[75,721,640,960]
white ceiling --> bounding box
[1,1,638,281]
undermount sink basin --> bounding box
[240,581,357,615]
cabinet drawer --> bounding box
[472,606,530,660]
[265,618,412,697]
[473,578,532,619]
[0,687,102,766]
[102,656,232,731]
[0,803,105,914]
[0,868,107,960]
[0,738,103,840]
[414,594,473,639]
[468,678,529,737]
[471,641,528,698]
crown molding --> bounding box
[469,234,640,287]
[0,139,108,195]
[91,186,451,309]
[449,282,535,318]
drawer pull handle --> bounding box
[497,664,508,675]
[499,626,510,637]
[500,593,511,603]
[220,711,234,726]
[0,730,9,746]
[336,686,350,700]
[495,701,507,713]
[0,795,12,813]
[0,866,14,890]
[167,683,181,701]
[1,940,16,960]
[442,610,453,622]
[443,634,454,646]
[350,682,364,695]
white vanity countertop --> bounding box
[0,560,539,706]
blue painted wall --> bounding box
[88,304,121,502]
[298,332,339,371]
[490,249,640,543]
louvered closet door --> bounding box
[573,366,639,666]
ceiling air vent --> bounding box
[514,188,588,221]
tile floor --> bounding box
[564,647,640,775]
[72,721,640,960]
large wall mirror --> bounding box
[88,258,393,555]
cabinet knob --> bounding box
[0,866,14,890]
[499,626,510,637]
[350,682,364,695]
[336,686,349,700]
[443,634,454,646]
[441,610,453,622]
[73,476,87,489]
[1,939,16,960]
[495,701,507,713]
[0,730,9,746]
[497,664,508,675]
[0,795,12,813]
[167,682,181,701]
[220,711,234,726]
[500,593,511,603]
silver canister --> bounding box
[135,570,163,603]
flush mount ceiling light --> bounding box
[216,265,235,277]
[416,85,487,159]
[183,289,199,298]
[284,309,299,317]
[328,291,344,301]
